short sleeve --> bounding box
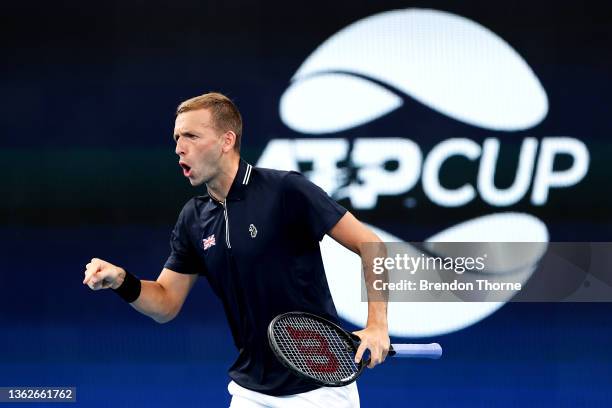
[282,172,347,241]
[163,201,202,275]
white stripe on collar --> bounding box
[242,163,253,185]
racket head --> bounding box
[268,312,366,387]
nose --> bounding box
[175,138,186,156]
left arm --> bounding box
[328,211,390,368]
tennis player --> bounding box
[83,92,389,407]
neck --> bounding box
[206,155,240,201]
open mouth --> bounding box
[179,162,192,177]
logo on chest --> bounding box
[202,234,216,250]
[249,224,258,238]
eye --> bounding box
[175,133,198,142]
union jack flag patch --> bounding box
[203,234,216,250]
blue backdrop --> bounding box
[1,1,611,406]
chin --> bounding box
[189,178,205,187]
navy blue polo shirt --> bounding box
[164,159,347,396]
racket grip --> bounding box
[389,343,442,359]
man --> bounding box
[83,92,389,407]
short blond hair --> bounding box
[176,92,243,152]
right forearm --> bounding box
[84,259,193,324]
[129,280,177,323]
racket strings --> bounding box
[273,316,360,383]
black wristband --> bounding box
[112,270,141,303]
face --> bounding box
[174,109,228,186]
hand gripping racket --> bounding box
[268,312,442,387]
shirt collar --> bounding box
[200,159,253,204]
[223,159,254,201]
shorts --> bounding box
[228,380,360,407]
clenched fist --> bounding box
[83,258,126,290]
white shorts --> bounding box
[228,380,360,408]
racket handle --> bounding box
[389,343,442,359]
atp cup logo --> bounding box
[257,9,590,337]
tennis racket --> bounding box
[268,312,442,387]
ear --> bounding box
[221,131,237,153]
